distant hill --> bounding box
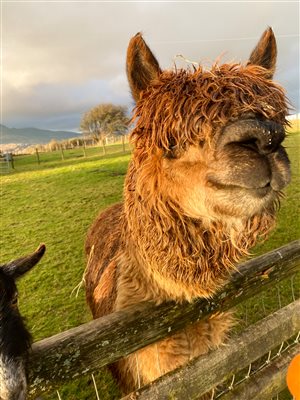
[0,124,80,145]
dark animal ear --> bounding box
[248,27,277,78]
[2,244,46,279]
[126,33,161,102]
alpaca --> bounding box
[0,244,45,400]
[85,28,290,395]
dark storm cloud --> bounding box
[2,1,299,130]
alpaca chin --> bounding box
[123,190,276,302]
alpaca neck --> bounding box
[123,185,273,302]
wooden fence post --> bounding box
[35,148,40,165]
[60,145,65,161]
[10,154,15,169]
[0,155,10,173]
[102,139,106,155]
[122,135,125,153]
[5,153,15,169]
[83,141,87,157]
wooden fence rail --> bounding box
[122,300,300,400]
[28,240,300,398]
[219,344,300,400]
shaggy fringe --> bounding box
[130,63,288,162]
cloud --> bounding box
[3,78,131,129]
[2,1,299,129]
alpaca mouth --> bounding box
[253,183,272,197]
[207,179,273,197]
[208,143,290,197]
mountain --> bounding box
[0,124,80,145]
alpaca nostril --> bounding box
[239,132,273,154]
[239,137,259,152]
[219,119,285,155]
[254,123,285,154]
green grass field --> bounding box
[0,135,299,399]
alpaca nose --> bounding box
[219,119,285,155]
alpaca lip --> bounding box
[207,178,272,196]
[254,183,272,197]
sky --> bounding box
[2,0,299,131]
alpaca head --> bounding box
[126,28,290,229]
[0,244,46,400]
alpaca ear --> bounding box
[248,27,277,78]
[126,33,161,102]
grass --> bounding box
[1,149,131,338]
[0,135,299,399]
[1,146,130,399]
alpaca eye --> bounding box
[165,145,178,159]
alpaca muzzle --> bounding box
[219,118,285,155]
[208,118,290,194]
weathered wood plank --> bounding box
[122,300,300,400]
[218,343,300,400]
[28,240,300,397]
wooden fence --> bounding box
[28,240,300,399]
[0,154,14,173]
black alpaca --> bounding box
[0,244,45,400]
